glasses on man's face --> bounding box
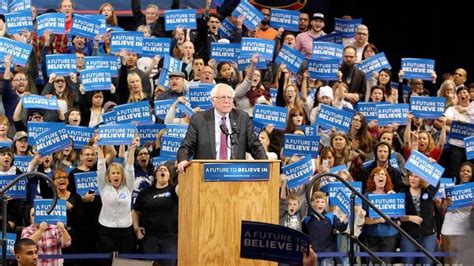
[213,96,234,102]
[55,79,66,83]
[13,78,27,82]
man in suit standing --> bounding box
[177,83,267,172]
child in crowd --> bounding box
[303,191,348,266]
[279,193,303,231]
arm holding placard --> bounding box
[125,137,138,190]
[96,145,107,191]
[56,222,71,247]
[22,222,48,243]
[436,116,447,151]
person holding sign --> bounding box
[2,55,31,119]
[14,238,38,266]
[177,83,267,172]
[441,162,473,265]
[96,136,137,256]
[442,86,474,177]
[399,172,439,266]
[362,167,398,265]
[21,206,72,266]
[295,12,326,58]
[403,113,447,162]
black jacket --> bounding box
[400,185,438,237]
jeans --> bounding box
[365,235,397,265]
[400,233,437,266]
[141,234,177,266]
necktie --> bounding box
[219,116,228,160]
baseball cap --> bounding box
[311,13,325,22]
[14,131,28,142]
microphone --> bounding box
[220,123,230,136]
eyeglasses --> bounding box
[54,79,66,83]
[374,172,386,177]
[213,96,234,102]
[13,78,27,82]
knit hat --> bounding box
[319,86,333,100]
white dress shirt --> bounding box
[214,109,232,159]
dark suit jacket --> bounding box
[177,108,268,161]
[131,0,178,37]
[341,65,367,101]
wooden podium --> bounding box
[178,160,280,265]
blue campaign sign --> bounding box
[97,124,137,145]
[65,125,95,149]
[218,17,236,40]
[0,140,11,148]
[80,68,112,91]
[84,55,120,77]
[85,14,106,35]
[409,96,445,119]
[152,156,175,168]
[45,54,77,76]
[8,0,30,13]
[282,155,314,189]
[137,123,166,142]
[328,164,348,174]
[231,0,264,31]
[5,11,33,34]
[75,171,99,196]
[0,0,8,14]
[355,102,378,122]
[35,126,71,156]
[269,8,300,32]
[101,110,116,125]
[275,44,305,74]
[160,135,183,159]
[357,52,391,78]
[204,162,270,181]
[142,37,172,57]
[405,150,444,186]
[465,136,474,160]
[22,95,59,110]
[36,13,66,36]
[177,102,195,118]
[240,37,275,60]
[316,104,354,132]
[448,121,474,141]
[376,103,409,126]
[335,190,350,215]
[166,124,188,139]
[302,123,317,136]
[237,54,267,71]
[70,14,101,38]
[154,99,175,119]
[270,88,277,106]
[0,37,32,66]
[0,233,16,256]
[307,58,340,80]
[241,220,310,264]
[164,9,196,31]
[435,177,456,199]
[114,101,152,125]
[34,199,67,225]
[321,181,363,206]
[0,175,26,198]
[110,31,144,54]
[253,104,288,130]
[189,84,213,110]
[14,155,33,173]
[163,54,183,72]
[282,134,320,158]
[27,122,64,145]
[445,182,474,211]
[389,153,399,169]
[334,18,362,38]
[401,58,435,80]
[314,32,343,44]
[210,42,240,62]
[312,41,344,60]
[368,193,405,218]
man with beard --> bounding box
[256,8,278,40]
[339,46,367,104]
